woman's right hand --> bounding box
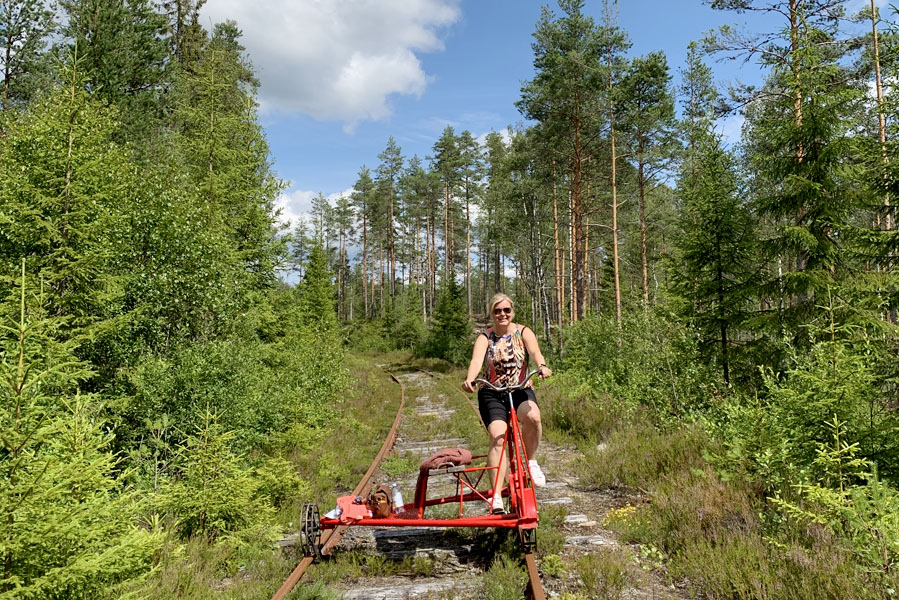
[462,380,476,393]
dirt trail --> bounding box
[315,369,686,599]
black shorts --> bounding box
[478,387,538,427]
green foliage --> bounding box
[561,309,723,421]
[158,409,275,539]
[670,132,757,384]
[575,549,633,600]
[0,0,54,109]
[253,454,311,509]
[0,266,161,597]
[299,244,338,331]
[416,277,471,364]
[771,422,899,594]
[711,334,899,491]
[0,58,129,324]
[482,556,528,600]
[60,0,170,143]
[540,554,565,578]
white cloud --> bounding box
[200,0,461,127]
[275,187,354,229]
[474,127,512,148]
[717,113,745,147]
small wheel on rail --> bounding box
[300,503,322,561]
[519,527,537,552]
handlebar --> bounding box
[473,369,541,393]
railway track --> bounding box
[271,365,547,600]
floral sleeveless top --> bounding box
[483,326,529,387]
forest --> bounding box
[2,0,899,598]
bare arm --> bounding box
[521,327,552,379]
[463,334,489,392]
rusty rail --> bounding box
[270,368,406,600]
[416,367,546,600]
[272,364,545,600]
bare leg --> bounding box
[486,419,508,497]
[516,400,542,460]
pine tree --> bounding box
[458,129,483,315]
[0,0,55,110]
[376,137,403,300]
[619,50,677,304]
[60,0,170,144]
[351,166,375,318]
[518,0,605,322]
[432,126,462,282]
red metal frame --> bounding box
[319,382,539,532]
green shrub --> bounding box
[561,309,722,422]
[253,454,311,508]
[159,410,275,539]
[575,549,632,600]
[483,556,528,600]
[540,554,565,578]
[580,423,709,490]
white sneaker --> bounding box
[491,495,506,514]
[528,460,546,487]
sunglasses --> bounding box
[493,307,513,315]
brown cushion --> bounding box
[419,448,473,474]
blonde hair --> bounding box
[488,293,514,316]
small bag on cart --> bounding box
[367,485,394,518]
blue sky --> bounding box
[200,0,884,228]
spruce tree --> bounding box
[1,264,160,596]
[0,56,128,326]
[298,243,337,332]
[670,133,756,384]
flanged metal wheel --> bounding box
[519,527,537,552]
[300,503,322,560]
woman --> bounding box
[462,293,551,514]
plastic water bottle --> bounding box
[391,483,405,514]
[324,506,341,519]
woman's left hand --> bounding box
[538,365,552,379]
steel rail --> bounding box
[273,364,546,600]
[270,368,406,600]
[415,367,546,600]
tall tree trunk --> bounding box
[639,156,649,304]
[571,115,586,321]
[871,0,891,233]
[716,233,730,385]
[444,181,450,282]
[362,212,368,319]
[389,195,396,299]
[552,163,563,338]
[465,181,472,315]
[607,39,623,332]
[568,186,576,322]
[584,206,590,314]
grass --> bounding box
[575,549,634,600]
[482,556,528,600]
[135,353,410,600]
[539,376,897,600]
